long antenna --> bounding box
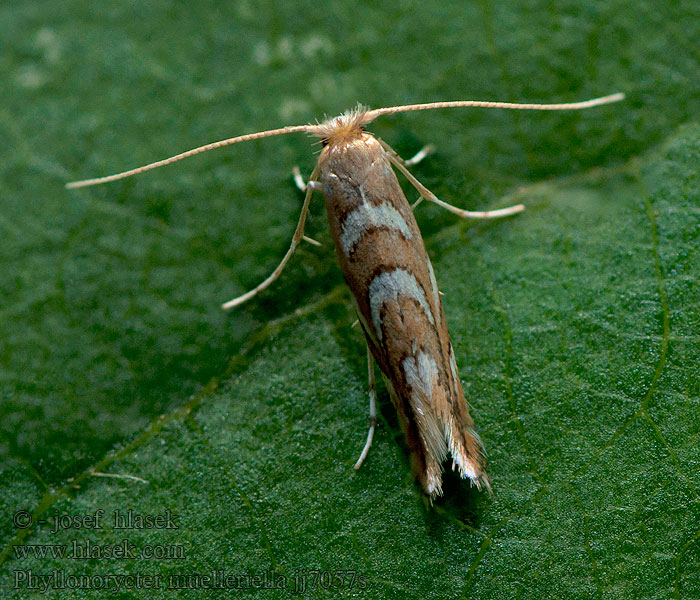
[365,92,625,120]
[66,93,624,189]
[65,124,313,188]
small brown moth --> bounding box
[67,92,624,498]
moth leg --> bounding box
[372,141,433,207]
[221,165,319,310]
[383,143,435,168]
[378,138,525,219]
[404,144,435,166]
[354,346,377,470]
[290,168,323,246]
[292,166,322,193]
[301,235,322,247]
[411,196,425,210]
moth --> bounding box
[67,92,624,498]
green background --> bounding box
[1,1,699,598]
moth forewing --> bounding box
[65,93,625,499]
[316,123,488,497]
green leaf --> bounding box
[2,1,699,598]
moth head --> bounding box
[309,103,375,147]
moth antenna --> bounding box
[67,93,624,188]
[66,124,315,189]
[364,92,625,121]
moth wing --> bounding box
[398,344,490,497]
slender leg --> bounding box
[292,166,307,192]
[221,165,319,310]
[404,144,435,166]
[292,166,323,193]
[302,235,322,247]
[292,167,323,247]
[378,138,525,219]
[376,141,433,210]
[354,346,377,470]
